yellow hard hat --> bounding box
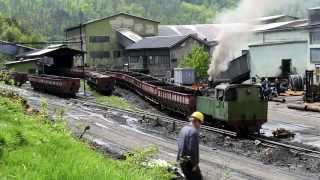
[191,112,204,122]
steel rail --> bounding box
[78,98,320,157]
[250,135,320,155]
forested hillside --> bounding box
[0,0,319,40]
[0,14,41,43]
[0,0,239,40]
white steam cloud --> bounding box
[208,0,292,81]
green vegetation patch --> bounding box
[95,95,135,110]
[0,96,172,180]
[84,82,136,110]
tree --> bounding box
[179,44,210,78]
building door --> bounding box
[142,56,148,69]
[281,59,292,77]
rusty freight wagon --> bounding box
[86,71,114,95]
[109,71,198,115]
[29,75,80,97]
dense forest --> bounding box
[0,0,238,40]
[0,0,319,40]
[0,14,41,43]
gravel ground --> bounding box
[1,84,319,180]
[107,87,320,177]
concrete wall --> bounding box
[249,29,310,78]
[108,15,158,37]
[250,29,308,45]
[249,42,308,77]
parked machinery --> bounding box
[305,70,320,103]
[29,75,80,97]
[108,71,267,134]
[197,84,268,133]
[86,71,114,95]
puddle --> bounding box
[262,122,320,148]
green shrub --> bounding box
[0,96,172,180]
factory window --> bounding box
[158,56,170,65]
[225,88,237,101]
[310,31,320,44]
[171,58,177,63]
[216,89,224,101]
[89,36,110,43]
[90,51,110,59]
[130,56,140,63]
[113,50,122,58]
[311,48,320,62]
[149,56,155,65]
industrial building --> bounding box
[126,34,211,77]
[159,9,320,81]
[65,13,160,69]
[65,13,213,78]
[6,45,84,75]
[63,8,320,81]
[0,40,35,58]
[249,7,320,81]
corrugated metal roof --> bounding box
[117,29,143,43]
[5,58,40,65]
[66,12,160,31]
[18,46,84,58]
[159,23,247,42]
[256,15,298,23]
[254,19,308,32]
[126,35,189,50]
[160,18,309,40]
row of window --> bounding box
[310,31,320,44]
[129,56,172,65]
[311,48,320,62]
[90,50,122,59]
[89,36,110,43]
[149,56,170,65]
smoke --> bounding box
[208,0,292,81]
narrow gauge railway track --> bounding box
[72,98,237,137]
[73,98,320,158]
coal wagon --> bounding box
[29,75,80,97]
[108,71,198,115]
[86,71,114,95]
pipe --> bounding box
[269,98,286,103]
[287,104,320,112]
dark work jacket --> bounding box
[177,123,200,167]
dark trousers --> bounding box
[180,161,203,180]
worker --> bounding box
[177,111,204,180]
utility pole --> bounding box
[79,23,86,96]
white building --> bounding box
[160,9,320,81]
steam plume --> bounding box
[208,0,291,81]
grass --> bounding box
[0,95,173,180]
[83,81,136,110]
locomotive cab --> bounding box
[197,84,268,135]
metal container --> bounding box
[174,68,195,85]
